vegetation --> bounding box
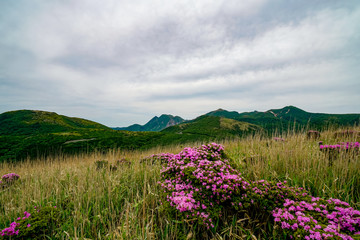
[1,107,359,163]
[1,127,359,239]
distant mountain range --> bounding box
[0,106,359,162]
[115,106,360,132]
[113,114,185,131]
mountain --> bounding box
[206,106,360,132]
[0,110,110,135]
[114,114,185,131]
[162,115,262,138]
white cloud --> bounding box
[0,0,359,126]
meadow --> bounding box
[1,127,359,239]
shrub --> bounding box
[307,130,321,140]
[94,160,109,170]
[158,143,248,228]
[115,158,132,166]
[0,173,20,189]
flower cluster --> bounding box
[159,143,248,228]
[272,197,360,239]
[1,173,20,188]
[0,211,31,237]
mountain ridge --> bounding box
[113,114,185,131]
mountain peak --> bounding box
[115,114,185,132]
[205,108,240,118]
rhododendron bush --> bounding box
[0,173,20,189]
[158,143,360,239]
[158,143,248,228]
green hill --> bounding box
[0,110,165,162]
[0,110,110,135]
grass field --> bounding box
[1,127,359,239]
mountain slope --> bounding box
[206,106,360,131]
[115,114,185,131]
[268,106,360,127]
[162,115,262,138]
[0,110,110,135]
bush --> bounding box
[94,160,109,170]
[0,173,20,189]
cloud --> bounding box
[0,0,359,126]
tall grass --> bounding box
[1,127,359,239]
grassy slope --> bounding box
[1,127,359,239]
[162,115,262,137]
[0,110,110,135]
[0,110,169,162]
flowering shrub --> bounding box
[95,160,109,170]
[272,197,360,239]
[307,130,321,140]
[0,206,61,239]
[0,173,20,188]
[319,142,360,165]
[159,143,360,239]
[159,143,249,228]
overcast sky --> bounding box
[1,0,359,127]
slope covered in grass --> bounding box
[0,110,110,135]
[162,115,262,138]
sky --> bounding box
[0,0,359,127]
